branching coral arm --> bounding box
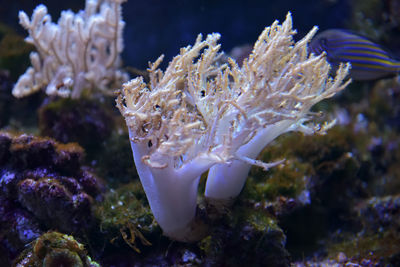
[116,34,239,241]
[204,13,351,204]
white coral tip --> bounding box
[18,11,31,29]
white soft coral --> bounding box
[13,0,128,98]
[205,13,351,204]
[117,34,237,241]
[117,13,350,241]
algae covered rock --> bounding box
[200,205,290,267]
[326,194,400,265]
[0,132,104,264]
[13,231,100,267]
[38,98,114,150]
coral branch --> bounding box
[13,0,128,99]
[205,13,351,204]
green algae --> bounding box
[244,158,310,202]
[327,229,400,264]
[13,231,100,267]
[200,204,290,266]
[326,194,400,264]
[93,126,137,185]
[242,125,360,203]
[94,182,158,253]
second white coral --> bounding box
[204,13,351,204]
[13,0,128,98]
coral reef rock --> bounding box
[0,132,104,264]
[13,231,100,267]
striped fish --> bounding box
[309,29,400,81]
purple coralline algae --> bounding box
[0,132,104,264]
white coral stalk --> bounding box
[116,34,238,241]
[204,13,351,204]
[117,13,350,241]
[13,0,128,99]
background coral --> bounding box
[13,0,128,98]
